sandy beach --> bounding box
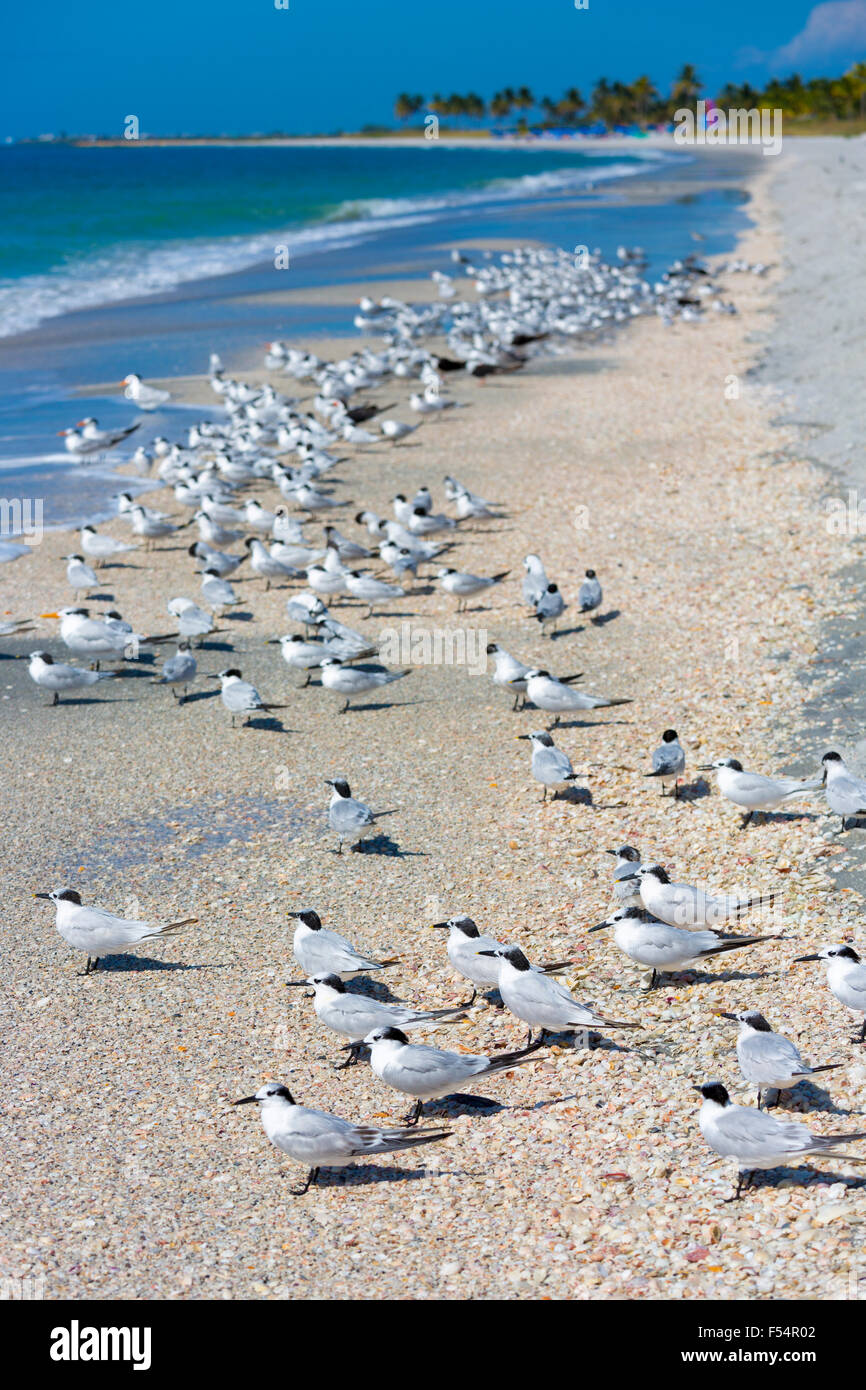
[3,142,866,1303]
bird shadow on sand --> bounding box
[548,625,586,641]
[744,1166,866,1194]
[240,715,294,732]
[53,695,136,707]
[306,1164,448,1189]
[90,955,227,974]
[545,717,632,731]
[772,1079,856,1118]
[346,977,405,1004]
[342,698,426,714]
[548,786,592,806]
[746,809,824,826]
[86,591,116,603]
[170,688,221,706]
[341,834,423,859]
[224,611,255,623]
[668,777,712,802]
[590,609,621,627]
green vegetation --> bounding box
[394,62,866,129]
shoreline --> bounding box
[2,151,865,1301]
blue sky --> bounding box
[4,0,865,138]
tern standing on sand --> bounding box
[34,889,195,974]
[233,1083,450,1195]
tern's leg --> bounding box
[303,672,311,687]
[334,1044,362,1070]
[724,1170,747,1202]
[288,1166,318,1196]
[526,1028,533,1045]
[404,1100,424,1127]
[852,1018,866,1043]
[336,840,343,855]
[673,781,679,800]
[757,1089,763,1110]
[52,692,59,706]
[511,692,519,711]
[650,969,659,990]
[341,698,349,714]
[541,787,547,803]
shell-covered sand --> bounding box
[2,163,865,1302]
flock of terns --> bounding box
[16,244,866,1200]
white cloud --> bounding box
[770,0,866,67]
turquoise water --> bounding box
[0,142,669,336]
[0,141,753,526]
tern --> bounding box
[577,568,602,619]
[718,1009,842,1109]
[233,1083,450,1195]
[522,670,630,726]
[820,751,866,830]
[534,584,565,635]
[517,730,579,801]
[590,907,781,989]
[63,554,99,596]
[522,554,549,606]
[482,944,639,1044]
[286,973,469,1062]
[80,525,137,566]
[27,651,116,705]
[325,778,378,852]
[795,945,866,1042]
[437,567,509,612]
[431,917,573,1001]
[626,863,775,930]
[344,572,405,617]
[152,645,197,703]
[289,908,397,979]
[698,757,823,827]
[209,668,285,726]
[605,845,642,907]
[646,729,685,798]
[121,373,171,410]
[695,1081,866,1200]
[319,658,408,713]
[364,1025,545,1124]
[34,889,195,974]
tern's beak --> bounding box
[696,764,715,772]
[33,892,52,899]
[618,870,639,881]
[603,849,618,856]
[205,673,221,680]
[339,1042,361,1051]
[324,778,336,786]
[40,612,60,619]
[430,922,450,929]
[691,1085,704,1094]
[477,949,499,957]
[717,1012,739,1022]
[794,953,821,963]
[232,1096,258,1106]
[515,734,530,741]
[284,980,310,988]
[588,920,611,932]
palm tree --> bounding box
[394,93,423,122]
[489,90,513,121]
[670,64,702,113]
[629,74,658,125]
[558,87,585,125]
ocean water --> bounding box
[0,142,753,526]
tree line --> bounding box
[394,64,866,128]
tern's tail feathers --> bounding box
[354,1128,451,1157]
[780,778,824,798]
[705,932,784,955]
[808,1063,843,1076]
[482,1038,546,1074]
[734,894,775,914]
[585,1015,640,1031]
[602,697,632,708]
[817,1131,866,1148]
[383,670,410,684]
[95,670,118,681]
[149,917,197,939]
[540,959,575,974]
